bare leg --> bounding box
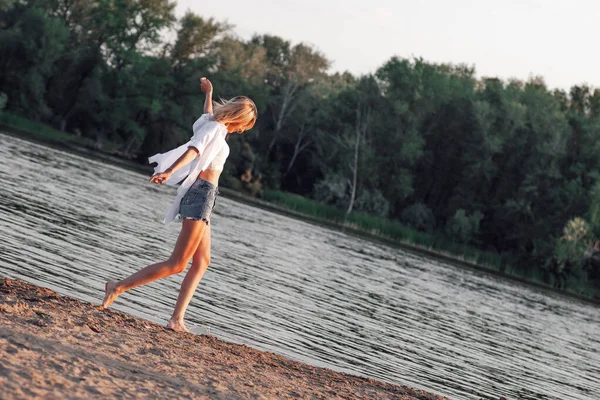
[102,219,207,309]
[167,226,212,332]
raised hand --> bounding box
[200,77,213,94]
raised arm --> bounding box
[200,77,213,114]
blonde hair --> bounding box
[212,96,257,133]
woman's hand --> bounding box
[200,77,213,94]
[149,169,173,184]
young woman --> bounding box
[101,77,257,332]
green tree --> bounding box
[0,5,69,119]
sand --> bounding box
[0,278,448,400]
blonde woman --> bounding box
[102,77,257,332]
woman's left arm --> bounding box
[201,77,213,114]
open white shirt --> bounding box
[148,114,228,223]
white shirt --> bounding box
[207,141,230,171]
[148,114,228,223]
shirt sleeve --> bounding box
[188,114,218,154]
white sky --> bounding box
[176,0,599,90]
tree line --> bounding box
[1,0,600,294]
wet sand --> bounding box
[0,278,448,400]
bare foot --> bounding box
[101,281,120,309]
[166,319,189,333]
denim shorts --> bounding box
[179,178,218,225]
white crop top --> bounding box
[188,114,230,171]
[206,141,230,171]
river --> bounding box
[0,132,598,399]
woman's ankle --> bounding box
[111,280,125,295]
[169,314,184,323]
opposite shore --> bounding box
[1,120,598,305]
[0,277,447,399]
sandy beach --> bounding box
[0,278,448,400]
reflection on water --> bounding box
[1,133,599,400]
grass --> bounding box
[1,112,87,144]
[0,111,120,153]
[262,189,506,271]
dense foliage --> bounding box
[2,0,600,294]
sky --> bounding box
[176,0,599,90]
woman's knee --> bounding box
[166,258,189,274]
[174,263,188,274]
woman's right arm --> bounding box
[149,148,199,184]
[201,77,213,114]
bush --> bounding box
[555,217,593,266]
[401,203,436,232]
[588,182,600,235]
[446,209,483,244]
[312,173,347,207]
[354,189,390,217]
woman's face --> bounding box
[227,111,256,133]
[226,121,247,134]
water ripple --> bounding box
[1,133,599,400]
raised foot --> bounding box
[101,281,120,309]
[166,319,189,333]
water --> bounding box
[1,132,598,400]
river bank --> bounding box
[1,119,598,304]
[0,277,447,400]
